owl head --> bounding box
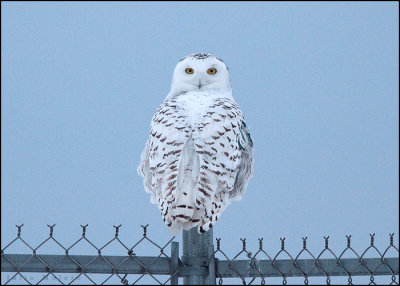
[168,53,232,96]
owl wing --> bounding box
[138,97,191,229]
[192,97,254,233]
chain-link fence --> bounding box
[1,224,399,285]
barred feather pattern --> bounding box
[138,91,253,235]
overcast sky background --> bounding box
[2,2,398,284]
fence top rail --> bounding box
[1,254,399,277]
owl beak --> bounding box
[197,79,202,89]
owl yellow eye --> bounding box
[185,68,194,74]
[207,68,217,74]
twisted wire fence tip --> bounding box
[370,233,376,246]
[324,236,330,249]
[280,237,286,250]
[47,224,55,237]
[389,233,394,246]
[216,238,221,250]
[258,238,263,250]
[141,224,149,237]
[80,224,88,237]
[113,224,122,238]
[240,238,246,251]
[302,237,307,249]
[15,224,24,237]
[346,235,352,247]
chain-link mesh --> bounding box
[1,224,177,285]
[212,233,399,285]
[1,224,399,285]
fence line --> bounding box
[1,224,399,285]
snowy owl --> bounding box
[138,53,253,235]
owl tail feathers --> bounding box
[168,220,199,236]
[169,204,198,235]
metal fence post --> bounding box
[205,230,216,285]
[170,241,179,285]
[182,228,216,285]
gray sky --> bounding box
[2,2,398,284]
